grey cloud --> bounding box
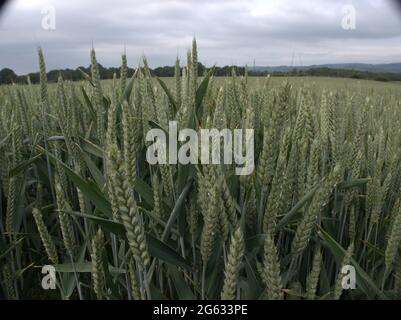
[1,0,401,74]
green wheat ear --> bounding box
[221,226,244,300]
[91,47,105,145]
[2,265,16,300]
[306,248,322,300]
[32,208,59,265]
[385,201,401,272]
[120,52,128,96]
[263,234,283,300]
[334,242,354,300]
[106,143,150,269]
[91,229,106,300]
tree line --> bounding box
[1,62,401,85]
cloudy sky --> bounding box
[1,0,401,74]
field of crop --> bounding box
[1,40,401,300]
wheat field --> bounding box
[1,39,401,300]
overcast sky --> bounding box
[1,0,401,74]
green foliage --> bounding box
[1,40,401,300]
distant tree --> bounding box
[374,76,389,82]
[350,73,361,79]
[0,68,18,84]
[2,61,401,86]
